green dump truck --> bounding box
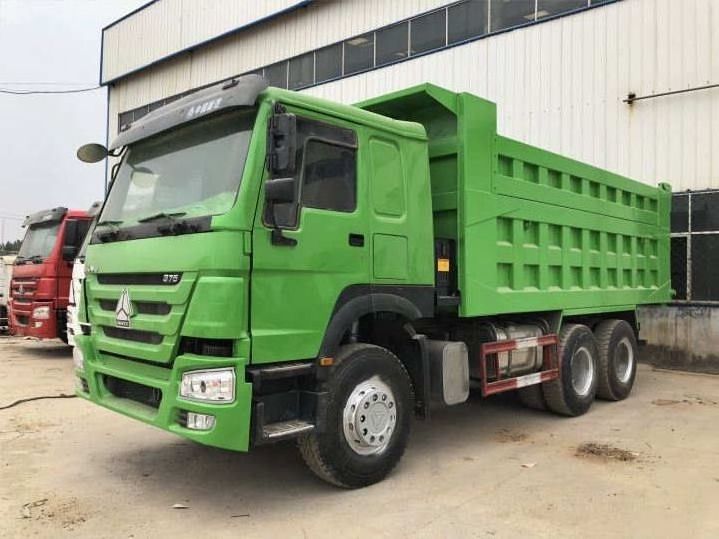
[74,76,670,488]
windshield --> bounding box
[99,109,256,226]
[17,222,61,260]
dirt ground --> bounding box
[1,336,718,538]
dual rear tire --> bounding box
[519,320,638,416]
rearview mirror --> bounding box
[268,113,297,175]
[264,177,296,204]
[77,143,109,163]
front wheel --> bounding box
[298,343,413,488]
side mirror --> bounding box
[268,113,297,175]
[264,177,296,204]
[62,245,78,262]
[77,143,109,163]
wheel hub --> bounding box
[343,377,396,456]
[615,337,634,383]
[571,346,594,396]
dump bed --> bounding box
[359,84,671,317]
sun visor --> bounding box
[110,75,268,150]
[23,207,67,227]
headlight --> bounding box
[33,306,51,320]
[180,368,235,403]
[72,347,85,371]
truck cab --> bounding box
[10,207,93,342]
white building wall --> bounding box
[102,0,453,83]
[106,0,719,191]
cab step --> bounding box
[262,419,315,441]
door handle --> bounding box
[348,233,365,247]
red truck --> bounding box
[9,207,93,343]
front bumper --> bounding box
[10,301,58,339]
[74,334,253,451]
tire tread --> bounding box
[542,324,581,416]
[297,343,413,488]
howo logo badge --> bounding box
[115,289,133,328]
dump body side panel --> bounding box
[359,85,671,318]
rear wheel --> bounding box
[543,324,598,417]
[594,320,638,401]
[298,343,413,488]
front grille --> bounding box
[99,350,173,370]
[102,325,163,345]
[104,375,162,408]
[97,273,182,286]
[99,299,171,316]
[179,337,233,357]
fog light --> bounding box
[33,306,51,320]
[72,347,85,371]
[180,368,235,403]
[186,412,215,431]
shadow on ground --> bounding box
[98,390,567,512]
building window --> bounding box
[410,9,447,55]
[315,44,342,83]
[671,191,719,303]
[344,33,374,75]
[448,0,489,44]
[691,191,719,232]
[490,0,536,31]
[264,62,288,89]
[376,22,409,66]
[537,1,588,19]
[289,52,314,90]
[118,0,615,133]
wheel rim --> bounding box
[342,376,397,456]
[571,346,594,396]
[615,337,634,384]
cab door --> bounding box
[250,112,369,363]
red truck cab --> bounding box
[10,207,92,342]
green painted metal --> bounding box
[77,82,670,453]
[359,84,671,317]
[249,91,434,364]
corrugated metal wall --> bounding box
[106,0,719,191]
[102,0,307,83]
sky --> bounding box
[0,0,146,244]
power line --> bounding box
[0,81,95,86]
[0,86,102,95]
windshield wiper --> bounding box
[137,211,187,223]
[138,211,197,236]
[96,221,123,243]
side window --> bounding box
[301,140,356,212]
[266,117,357,229]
